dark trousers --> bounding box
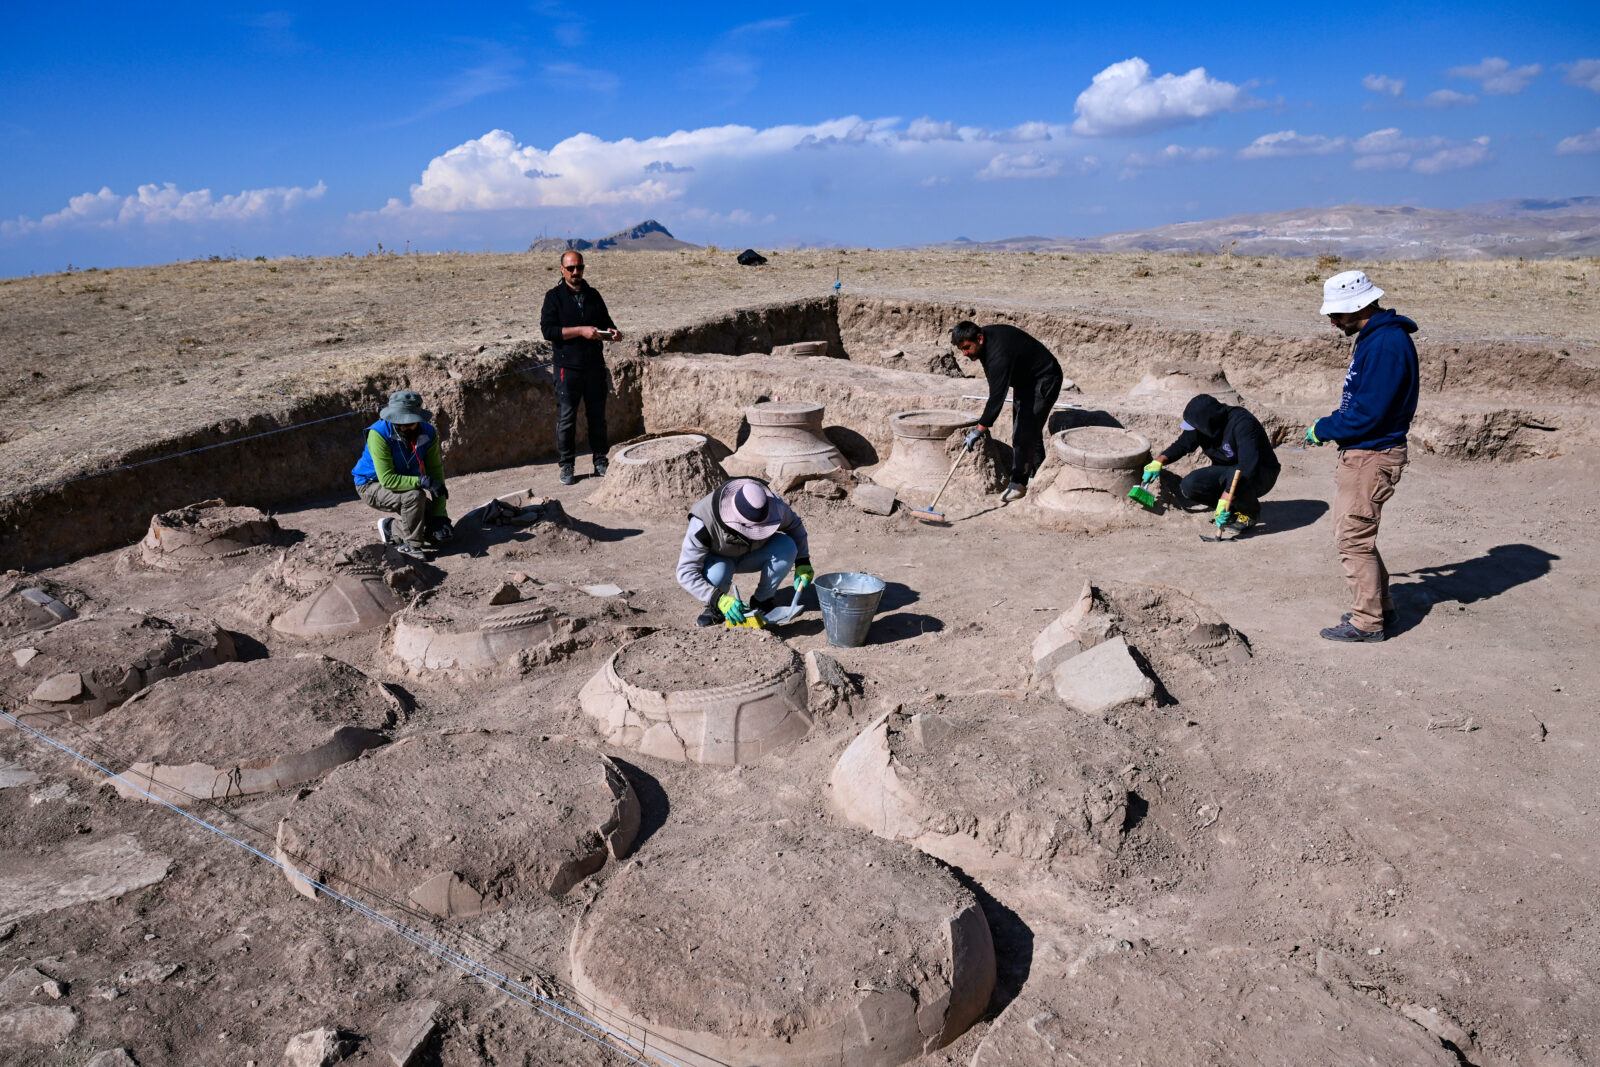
[1178,464,1277,515]
[555,363,609,467]
[1012,370,1063,483]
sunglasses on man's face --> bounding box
[563,264,584,273]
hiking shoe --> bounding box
[593,458,609,478]
[1319,620,1385,643]
[558,464,576,486]
[696,605,722,628]
[1228,513,1253,529]
[748,594,778,617]
[1000,482,1028,503]
[1342,609,1399,628]
[391,541,429,562]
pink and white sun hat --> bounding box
[1320,270,1385,315]
[717,478,782,539]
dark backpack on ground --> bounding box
[736,249,768,266]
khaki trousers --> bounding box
[1332,446,1407,632]
[357,481,429,547]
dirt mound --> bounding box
[1,611,236,725]
[232,539,438,630]
[582,628,811,764]
[135,498,281,571]
[0,577,87,637]
[1127,361,1244,410]
[972,943,1457,1066]
[276,731,639,916]
[88,654,399,805]
[569,822,995,1067]
[852,342,968,377]
[831,694,1137,876]
[586,433,727,514]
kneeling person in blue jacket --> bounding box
[351,389,452,559]
[676,478,814,628]
[1143,394,1280,530]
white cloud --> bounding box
[1556,127,1600,154]
[1362,74,1405,97]
[1413,137,1492,173]
[1237,130,1348,159]
[380,117,1093,215]
[1352,128,1494,173]
[1448,56,1542,95]
[1120,144,1222,178]
[1562,59,1600,92]
[1425,89,1478,108]
[3,181,326,235]
[1072,57,1255,136]
[975,152,1062,181]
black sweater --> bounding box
[973,324,1063,428]
[1159,394,1280,486]
[540,280,617,369]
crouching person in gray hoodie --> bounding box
[676,478,814,628]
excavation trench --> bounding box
[3,293,1588,569]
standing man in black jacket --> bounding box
[1143,393,1280,531]
[540,251,623,485]
[952,320,1064,502]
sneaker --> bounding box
[696,605,722,628]
[558,464,576,486]
[1319,620,1385,643]
[1000,482,1028,503]
[1342,609,1399,628]
[391,541,429,562]
[593,458,609,478]
[378,517,395,544]
[748,595,778,617]
[1228,513,1253,529]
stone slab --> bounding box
[378,999,441,1067]
[851,483,897,515]
[0,833,172,925]
[0,1005,78,1045]
[1050,636,1155,714]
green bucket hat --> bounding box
[379,389,431,425]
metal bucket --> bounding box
[814,572,887,648]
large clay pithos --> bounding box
[386,601,561,674]
[869,409,978,498]
[722,401,850,483]
[139,499,280,570]
[586,434,728,513]
[1036,427,1152,515]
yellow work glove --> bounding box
[716,594,747,624]
[794,562,815,591]
[1141,460,1163,486]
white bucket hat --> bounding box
[717,478,781,539]
[1320,270,1384,316]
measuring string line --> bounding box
[0,706,713,1067]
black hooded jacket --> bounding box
[1159,394,1280,487]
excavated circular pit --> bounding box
[1127,362,1243,411]
[2,611,236,726]
[579,627,810,765]
[831,695,1137,875]
[138,498,281,570]
[1037,427,1152,516]
[275,731,639,917]
[723,400,850,483]
[88,654,397,806]
[570,823,996,1067]
[586,434,728,514]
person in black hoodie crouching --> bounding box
[1142,394,1280,530]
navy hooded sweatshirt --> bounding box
[1313,308,1419,451]
[1159,394,1280,492]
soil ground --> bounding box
[0,251,1597,1066]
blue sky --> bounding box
[2,2,1596,275]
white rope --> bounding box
[0,708,710,1067]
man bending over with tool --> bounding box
[1304,269,1419,643]
[352,389,452,560]
[676,477,814,628]
[1142,393,1280,533]
[951,320,1064,503]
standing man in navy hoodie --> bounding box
[541,250,623,485]
[1305,270,1420,643]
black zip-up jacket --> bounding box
[973,324,1064,428]
[1159,394,1280,487]
[540,280,617,369]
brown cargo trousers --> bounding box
[1333,445,1408,632]
[357,480,429,547]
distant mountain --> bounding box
[929,198,1600,259]
[528,219,700,253]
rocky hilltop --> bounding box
[528,219,700,253]
[937,197,1600,259]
